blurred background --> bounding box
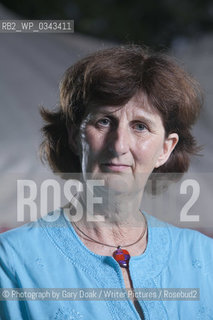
[0,1,213,235]
[2,0,213,49]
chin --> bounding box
[91,172,138,194]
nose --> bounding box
[108,124,130,156]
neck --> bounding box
[66,187,147,253]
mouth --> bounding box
[101,163,131,172]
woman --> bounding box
[0,45,213,320]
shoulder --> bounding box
[146,212,213,251]
[167,222,213,275]
[167,223,213,252]
[0,210,62,263]
[0,219,42,250]
[145,212,213,273]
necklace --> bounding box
[72,213,147,268]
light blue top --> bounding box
[0,209,213,320]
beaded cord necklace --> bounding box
[72,213,147,268]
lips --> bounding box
[103,163,130,166]
[101,162,131,172]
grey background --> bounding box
[0,4,212,235]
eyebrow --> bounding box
[89,109,157,127]
[131,115,156,126]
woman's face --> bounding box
[74,93,178,193]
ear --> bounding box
[67,126,80,156]
[155,133,179,168]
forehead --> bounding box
[87,92,161,119]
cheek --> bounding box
[84,127,105,159]
[135,138,163,165]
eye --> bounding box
[96,118,111,127]
[133,122,147,132]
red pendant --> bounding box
[113,246,130,268]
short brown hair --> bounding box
[40,45,203,176]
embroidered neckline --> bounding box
[39,209,171,319]
[39,209,171,281]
